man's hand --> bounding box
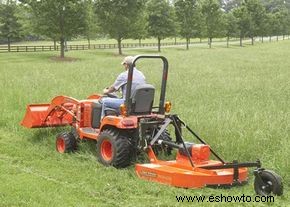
[103,87,110,94]
[103,86,115,95]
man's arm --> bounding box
[103,72,126,95]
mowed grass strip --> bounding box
[0,41,289,206]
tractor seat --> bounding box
[130,84,155,115]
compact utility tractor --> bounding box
[21,55,283,196]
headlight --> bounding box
[120,104,127,116]
[164,101,172,113]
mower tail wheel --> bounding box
[96,129,131,168]
[254,169,283,196]
[56,132,77,153]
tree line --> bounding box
[0,0,289,57]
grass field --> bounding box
[0,41,289,206]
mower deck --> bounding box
[135,150,248,188]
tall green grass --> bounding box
[0,41,289,206]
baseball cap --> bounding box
[121,56,134,65]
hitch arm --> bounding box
[149,118,171,146]
[175,115,225,164]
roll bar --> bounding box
[125,55,169,116]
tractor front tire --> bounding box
[56,132,77,153]
[96,129,131,168]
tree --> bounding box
[83,0,99,48]
[275,6,290,40]
[22,0,86,58]
[0,0,22,52]
[201,0,224,48]
[259,10,271,42]
[175,0,201,50]
[17,3,37,41]
[267,10,286,41]
[266,12,276,41]
[95,0,145,55]
[262,0,290,40]
[129,8,148,46]
[233,4,250,46]
[224,11,238,47]
[244,0,267,45]
[146,0,176,52]
[285,8,290,39]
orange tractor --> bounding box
[21,55,283,196]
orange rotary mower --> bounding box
[21,55,283,196]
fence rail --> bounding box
[0,37,288,53]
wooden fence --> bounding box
[0,42,188,53]
[0,37,287,53]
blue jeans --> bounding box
[101,97,125,117]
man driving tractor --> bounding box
[101,56,146,116]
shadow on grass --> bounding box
[0,119,7,129]
[26,126,177,165]
[77,139,97,156]
[50,56,80,62]
[0,52,57,64]
[207,180,248,190]
[173,47,190,51]
[27,127,98,158]
[83,50,129,58]
[126,48,160,54]
[214,46,242,49]
[28,127,66,144]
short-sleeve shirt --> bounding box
[113,67,146,98]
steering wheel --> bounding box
[106,92,118,98]
[102,87,120,98]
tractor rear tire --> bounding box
[96,129,131,168]
[254,170,283,196]
[56,132,77,153]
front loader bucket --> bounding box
[21,103,74,128]
[21,104,51,128]
[21,96,78,128]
